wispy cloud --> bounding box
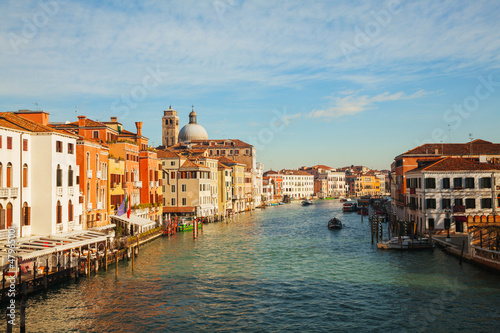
[308,90,429,119]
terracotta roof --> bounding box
[407,157,500,173]
[218,162,231,169]
[278,169,312,176]
[217,156,242,165]
[399,140,500,157]
[0,112,77,137]
[157,150,181,159]
[179,159,209,169]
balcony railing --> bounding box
[134,181,142,188]
[56,223,64,233]
[11,188,19,197]
[69,187,74,195]
[56,187,63,196]
[68,221,75,232]
[97,202,103,210]
[150,181,154,188]
[97,171,102,179]
[87,169,92,179]
[0,229,9,241]
[0,188,9,198]
[155,181,159,188]
[87,202,93,210]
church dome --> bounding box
[178,110,208,142]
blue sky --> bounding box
[1,0,500,171]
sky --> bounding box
[1,0,500,171]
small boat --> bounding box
[357,208,369,215]
[279,202,284,205]
[377,237,434,250]
[342,203,357,212]
[328,218,342,230]
[178,219,202,232]
[301,200,313,206]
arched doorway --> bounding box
[6,203,13,228]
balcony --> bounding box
[97,202,103,210]
[56,223,64,234]
[454,186,463,190]
[87,169,92,179]
[68,221,75,232]
[150,181,154,188]
[155,181,159,188]
[97,171,102,179]
[113,182,120,188]
[87,202,93,210]
[11,188,19,197]
[56,187,63,196]
[69,187,74,195]
[0,188,9,198]
[134,181,142,188]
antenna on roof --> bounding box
[448,124,451,143]
[75,105,78,115]
[34,102,40,111]
[469,133,474,157]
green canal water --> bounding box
[19,200,500,332]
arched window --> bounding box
[23,164,28,187]
[56,200,62,224]
[96,181,99,205]
[86,183,90,209]
[0,163,2,187]
[86,152,90,170]
[6,163,12,188]
[68,200,73,222]
[56,164,62,187]
[101,188,105,207]
[0,204,4,229]
[68,166,73,187]
[6,203,13,228]
[23,202,30,226]
[96,154,99,172]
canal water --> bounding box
[20,200,500,332]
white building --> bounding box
[254,162,264,207]
[0,111,83,239]
[405,157,500,234]
[279,169,314,199]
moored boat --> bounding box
[377,237,434,250]
[301,200,313,206]
[342,202,357,212]
[328,217,342,230]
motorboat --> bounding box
[342,202,357,212]
[301,200,313,206]
[377,237,434,250]
[328,217,342,230]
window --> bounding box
[0,163,2,187]
[56,140,63,153]
[454,178,463,189]
[93,131,99,139]
[425,178,436,189]
[171,172,175,179]
[182,198,187,206]
[23,139,28,151]
[465,178,475,189]
[56,165,62,187]
[480,177,492,189]
[442,198,451,209]
[181,184,186,192]
[68,200,73,222]
[68,166,73,187]
[23,203,30,226]
[442,178,450,189]
[7,137,12,149]
[171,185,176,193]
[0,136,2,148]
[23,164,28,187]
[56,201,62,224]
[481,198,492,209]
[6,163,12,188]
[428,218,435,230]
[171,161,175,166]
[465,198,476,209]
[68,143,74,154]
[171,198,176,206]
[425,199,436,209]
[454,198,463,207]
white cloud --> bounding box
[308,90,429,119]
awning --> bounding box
[455,216,468,223]
[0,230,108,261]
[163,207,196,214]
[110,215,156,228]
[91,223,116,231]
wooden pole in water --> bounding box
[459,240,465,266]
[376,218,379,243]
[136,236,140,253]
[87,252,91,277]
[371,218,374,244]
[115,252,118,278]
[20,282,27,333]
[193,219,196,239]
[104,241,108,272]
[131,246,135,271]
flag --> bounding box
[126,193,131,218]
[117,194,127,216]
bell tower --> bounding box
[162,106,179,147]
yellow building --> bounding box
[108,156,125,213]
[218,157,245,213]
[217,162,233,219]
[355,173,381,197]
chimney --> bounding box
[135,122,143,136]
[77,115,86,136]
[15,110,50,126]
[110,117,118,122]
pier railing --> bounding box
[471,246,500,263]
